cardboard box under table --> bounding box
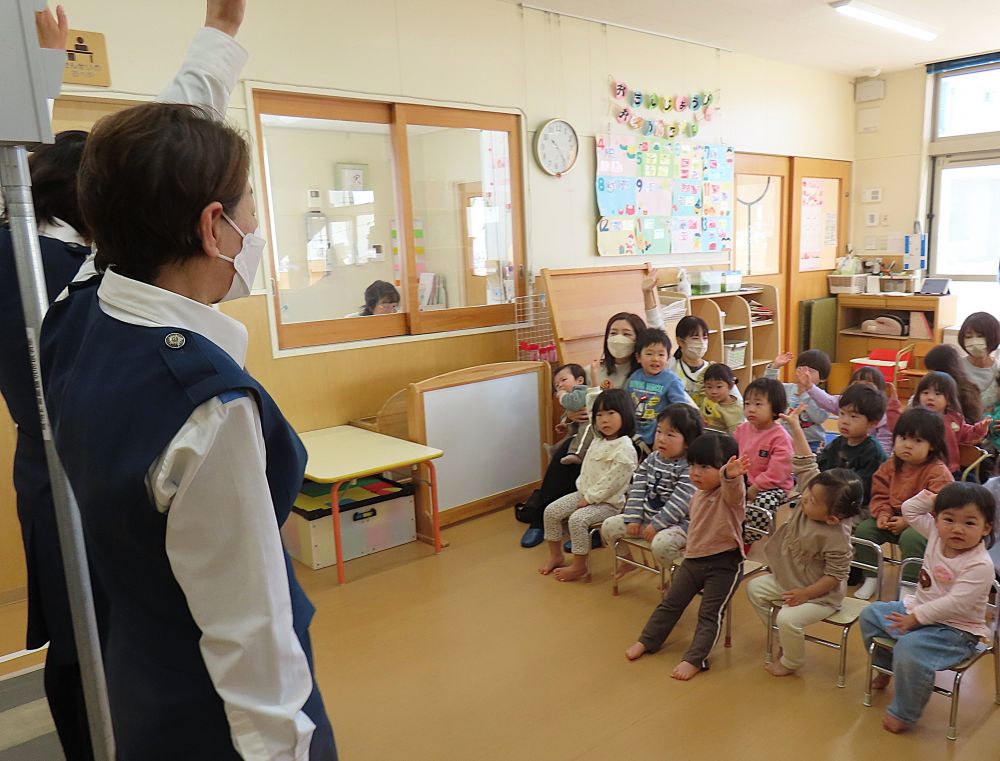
[283,477,416,570]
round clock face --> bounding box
[535,119,579,176]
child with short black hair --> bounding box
[853,408,955,599]
[860,482,996,734]
[734,377,793,544]
[602,405,703,577]
[746,405,864,677]
[766,349,832,452]
[817,382,888,504]
[625,433,748,681]
[551,363,592,466]
[700,363,745,433]
[539,389,638,582]
[798,365,893,454]
[626,328,692,449]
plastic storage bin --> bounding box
[281,477,416,570]
[827,274,866,294]
[723,340,748,368]
[690,271,723,295]
[720,271,743,292]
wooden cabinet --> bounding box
[835,293,958,371]
[662,284,781,390]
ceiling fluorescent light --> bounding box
[830,1,937,42]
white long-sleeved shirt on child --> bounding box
[902,490,995,639]
[575,436,638,511]
[622,452,694,532]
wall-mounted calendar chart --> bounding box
[595,135,734,257]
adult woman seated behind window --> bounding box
[347,279,400,316]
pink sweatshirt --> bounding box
[733,421,794,492]
[887,405,990,473]
[902,490,995,638]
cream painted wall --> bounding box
[850,68,931,257]
[62,0,856,276]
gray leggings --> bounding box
[542,492,618,555]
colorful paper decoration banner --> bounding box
[611,79,721,137]
[595,135,734,257]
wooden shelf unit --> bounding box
[835,294,958,372]
[661,284,781,390]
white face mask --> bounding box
[607,335,636,359]
[217,213,266,302]
[682,337,708,360]
[965,337,989,358]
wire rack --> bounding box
[515,293,557,363]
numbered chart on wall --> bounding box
[595,135,734,257]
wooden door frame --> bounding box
[457,181,485,307]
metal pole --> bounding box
[0,144,115,760]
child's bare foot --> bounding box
[670,661,701,681]
[881,713,911,734]
[660,580,672,598]
[871,673,891,690]
[625,642,647,661]
[614,562,637,581]
[538,555,564,575]
[764,660,796,677]
[554,562,589,582]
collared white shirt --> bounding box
[97,271,316,760]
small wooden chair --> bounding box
[960,443,991,483]
[863,558,1000,740]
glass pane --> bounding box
[734,174,781,276]
[937,68,1000,138]
[406,126,515,310]
[260,115,402,323]
[935,162,1000,276]
[798,177,839,272]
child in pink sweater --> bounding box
[860,482,996,734]
[733,377,793,544]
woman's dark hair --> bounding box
[839,383,886,423]
[599,312,647,378]
[924,344,982,422]
[849,365,886,393]
[591,388,635,439]
[914,371,963,417]
[2,130,89,237]
[553,363,586,389]
[934,482,996,549]
[672,315,710,360]
[687,432,739,469]
[959,312,1000,354]
[79,103,250,283]
[744,377,787,420]
[360,280,400,315]
[635,327,672,358]
[704,363,736,386]
[893,407,948,468]
[656,403,704,446]
[795,349,832,381]
[809,468,864,521]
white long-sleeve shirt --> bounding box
[97,270,317,759]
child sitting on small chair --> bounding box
[625,433,748,681]
[860,482,996,734]
[601,404,703,579]
[539,389,638,582]
[746,405,864,677]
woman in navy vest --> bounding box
[40,102,336,760]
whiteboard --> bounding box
[423,373,542,511]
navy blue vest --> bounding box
[41,279,336,760]
[0,226,89,655]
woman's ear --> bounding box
[198,201,225,258]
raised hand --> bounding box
[795,365,815,391]
[772,351,794,370]
[206,0,246,37]
[779,403,807,428]
[641,265,660,293]
[886,382,898,401]
[723,454,751,479]
[35,4,68,50]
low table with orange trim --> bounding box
[298,426,444,583]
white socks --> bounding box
[854,576,879,600]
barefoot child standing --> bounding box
[624,433,748,680]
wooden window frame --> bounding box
[252,90,526,349]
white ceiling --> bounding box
[520,1,1000,76]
